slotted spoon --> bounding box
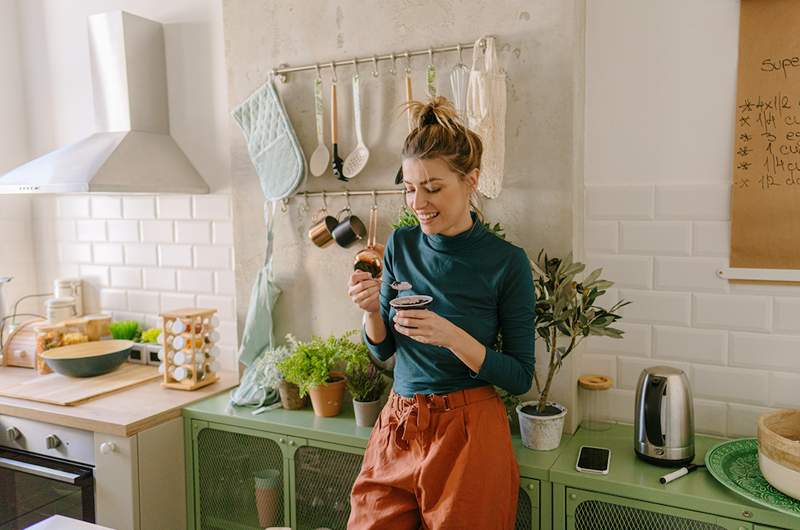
[343,72,369,178]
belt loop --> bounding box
[443,394,451,411]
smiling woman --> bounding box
[345,97,535,530]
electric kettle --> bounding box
[634,366,694,467]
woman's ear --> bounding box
[468,168,480,192]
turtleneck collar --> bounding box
[422,211,488,252]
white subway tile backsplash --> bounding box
[653,326,727,365]
[112,311,147,325]
[91,197,121,219]
[57,197,90,218]
[730,332,800,372]
[769,373,800,408]
[143,268,176,291]
[100,289,127,311]
[694,399,727,437]
[60,243,92,263]
[79,265,110,288]
[161,293,196,312]
[618,289,691,326]
[197,295,235,320]
[159,245,193,267]
[585,185,654,220]
[107,220,139,242]
[177,270,214,293]
[584,255,652,289]
[157,196,192,219]
[76,220,106,242]
[694,293,771,332]
[605,389,635,423]
[577,353,616,379]
[176,221,211,244]
[617,356,689,390]
[124,244,157,266]
[692,222,730,256]
[727,403,776,438]
[194,246,231,269]
[215,271,236,295]
[774,298,800,333]
[92,243,124,265]
[193,195,231,220]
[123,197,155,219]
[654,257,729,293]
[110,267,142,289]
[141,220,173,243]
[216,320,238,348]
[692,365,768,405]
[56,221,77,241]
[128,291,160,313]
[620,222,691,255]
[655,185,730,220]
[212,221,234,245]
[585,322,651,357]
[584,221,618,253]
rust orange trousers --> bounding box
[348,385,519,530]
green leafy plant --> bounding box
[261,343,292,390]
[109,320,141,342]
[140,328,161,344]
[277,331,351,397]
[340,334,390,402]
[531,250,629,414]
[391,205,506,239]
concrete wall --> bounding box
[223,0,583,407]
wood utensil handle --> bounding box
[405,75,413,132]
[331,83,338,143]
[368,205,378,248]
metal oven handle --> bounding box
[0,456,89,485]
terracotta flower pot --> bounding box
[308,371,347,417]
[278,380,308,410]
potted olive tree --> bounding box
[277,333,347,417]
[517,251,629,451]
[341,333,391,427]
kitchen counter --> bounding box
[0,366,238,436]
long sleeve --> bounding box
[469,247,536,395]
[362,231,398,361]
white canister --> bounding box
[54,278,83,317]
[46,296,77,323]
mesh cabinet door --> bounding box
[566,488,753,530]
[294,443,365,530]
[196,425,287,530]
[516,478,540,530]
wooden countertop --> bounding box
[0,366,238,437]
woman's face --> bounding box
[402,157,478,236]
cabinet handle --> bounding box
[279,438,286,444]
[100,442,117,455]
[569,493,577,501]
[741,511,752,518]
[288,440,296,446]
[527,483,535,490]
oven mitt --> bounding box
[232,79,306,201]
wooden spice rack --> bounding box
[160,308,220,391]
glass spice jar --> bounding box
[578,375,614,431]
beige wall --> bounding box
[223,0,584,410]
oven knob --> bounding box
[45,434,62,449]
[6,427,21,441]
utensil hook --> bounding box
[303,192,310,213]
[345,189,351,211]
[315,63,321,80]
[428,47,434,65]
[330,62,337,83]
[371,190,378,208]
[280,198,289,213]
[371,55,379,77]
[404,51,411,75]
[457,44,463,64]
[352,58,359,77]
[322,191,328,212]
[389,53,397,75]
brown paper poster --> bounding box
[731,0,800,269]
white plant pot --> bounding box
[353,398,382,428]
[516,400,567,451]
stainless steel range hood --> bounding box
[0,11,209,194]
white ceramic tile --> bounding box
[141,220,174,243]
[693,293,771,332]
[216,320,238,348]
[584,221,618,254]
[692,365,768,405]
[604,389,635,423]
[90,197,122,219]
[620,222,691,255]
[769,372,800,408]
[56,220,77,241]
[107,220,139,243]
[122,197,156,219]
[654,257,729,293]
[143,268,176,291]
[730,281,800,297]
[212,221,234,245]
[692,221,730,256]
[76,220,106,242]
[100,289,127,311]
[617,356,690,390]
[112,311,146,324]
[159,245,193,268]
[197,295,235,320]
[774,298,800,333]
[617,289,691,326]
[694,399,727,437]
[177,270,214,293]
[585,185,654,220]
[128,291,160,313]
[655,185,730,220]
[214,271,236,295]
[652,326,727,365]
[193,195,231,220]
[161,293,196,312]
[124,244,157,266]
[727,403,776,438]
[577,353,617,380]
[584,254,652,289]
[585,322,651,357]
[57,197,90,218]
[93,243,124,265]
[79,265,110,288]
[194,246,231,269]
[110,267,142,289]
[175,221,211,244]
[157,196,192,219]
[730,332,800,372]
[59,243,91,263]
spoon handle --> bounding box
[314,77,325,144]
[352,74,364,144]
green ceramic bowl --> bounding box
[42,340,134,377]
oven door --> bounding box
[0,447,94,529]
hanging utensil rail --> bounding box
[271,37,490,82]
[296,189,404,199]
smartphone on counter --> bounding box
[576,445,611,475]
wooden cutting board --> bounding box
[0,363,160,406]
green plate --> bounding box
[705,438,800,518]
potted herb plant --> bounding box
[341,332,390,427]
[277,333,347,417]
[517,251,629,451]
[265,337,306,410]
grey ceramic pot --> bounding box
[353,398,383,428]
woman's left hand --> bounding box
[393,310,460,348]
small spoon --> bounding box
[391,281,412,291]
[309,75,329,177]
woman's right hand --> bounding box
[348,270,380,314]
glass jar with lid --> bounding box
[578,375,614,431]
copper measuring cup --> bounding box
[353,197,385,278]
[308,193,338,248]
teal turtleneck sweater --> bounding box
[362,212,536,397]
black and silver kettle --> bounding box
[634,366,694,467]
